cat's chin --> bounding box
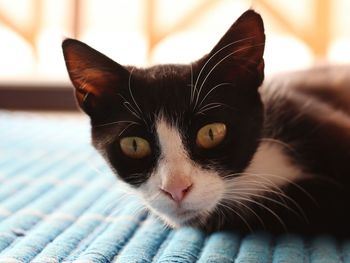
[148,206,204,228]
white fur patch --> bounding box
[245,141,303,185]
[139,118,224,227]
[223,141,303,200]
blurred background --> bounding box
[0,0,350,111]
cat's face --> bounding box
[62,10,265,229]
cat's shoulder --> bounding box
[260,65,350,181]
[260,64,350,116]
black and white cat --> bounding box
[62,10,350,235]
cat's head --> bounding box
[62,10,265,229]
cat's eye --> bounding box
[196,123,227,149]
[120,137,151,159]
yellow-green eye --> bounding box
[196,123,227,149]
[120,137,151,159]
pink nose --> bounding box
[160,181,193,203]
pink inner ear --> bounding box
[72,68,115,97]
[67,65,122,112]
[62,38,129,113]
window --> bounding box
[0,0,349,109]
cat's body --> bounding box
[234,66,350,235]
[62,10,350,236]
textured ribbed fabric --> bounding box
[0,111,349,263]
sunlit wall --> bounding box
[0,0,349,84]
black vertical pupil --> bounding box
[132,139,138,152]
[208,128,214,141]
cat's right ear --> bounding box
[195,10,265,87]
[62,39,128,115]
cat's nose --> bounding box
[160,179,193,203]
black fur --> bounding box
[260,70,350,236]
[62,10,350,236]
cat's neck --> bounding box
[242,141,304,193]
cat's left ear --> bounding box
[199,10,265,86]
[62,39,129,115]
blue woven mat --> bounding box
[0,111,349,263]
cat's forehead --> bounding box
[132,65,191,89]
[140,64,191,78]
[126,65,193,117]
[117,64,244,127]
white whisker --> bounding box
[193,37,255,96]
[198,102,232,112]
[223,172,310,223]
[221,197,265,229]
[197,82,232,109]
[224,174,289,205]
[233,195,288,233]
[223,189,303,222]
[93,120,139,128]
[260,138,296,153]
[117,93,143,120]
[217,201,253,233]
[190,63,194,104]
[193,43,264,110]
[224,171,317,207]
[123,102,143,120]
[195,104,225,115]
[128,67,143,115]
[118,122,138,136]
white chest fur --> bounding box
[242,141,303,191]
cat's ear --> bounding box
[62,39,128,115]
[202,10,265,85]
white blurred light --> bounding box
[264,35,313,74]
[36,30,68,81]
[82,32,148,67]
[328,38,350,63]
[151,32,214,65]
[0,26,34,78]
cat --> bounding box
[62,10,350,236]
